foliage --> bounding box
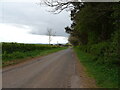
[66,3,118,45]
[65,2,120,66]
[2,42,57,54]
[65,2,120,88]
[74,47,119,88]
[109,29,120,65]
[2,42,66,67]
[68,35,79,46]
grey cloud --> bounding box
[0,2,71,37]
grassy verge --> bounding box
[3,47,67,67]
[74,47,119,88]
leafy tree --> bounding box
[66,3,118,45]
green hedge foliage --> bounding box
[2,42,57,54]
[79,29,120,66]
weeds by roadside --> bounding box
[74,47,119,88]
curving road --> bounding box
[2,48,97,88]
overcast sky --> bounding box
[0,0,72,44]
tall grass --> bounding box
[74,47,119,88]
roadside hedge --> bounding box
[78,29,120,66]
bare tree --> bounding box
[40,0,80,14]
[46,28,56,45]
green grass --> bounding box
[3,47,67,67]
[74,47,119,88]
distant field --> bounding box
[2,42,67,67]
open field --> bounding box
[2,42,67,67]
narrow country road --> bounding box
[2,48,97,88]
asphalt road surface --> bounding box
[2,48,97,88]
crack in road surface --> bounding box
[2,48,97,88]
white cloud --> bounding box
[0,0,40,3]
[0,24,68,44]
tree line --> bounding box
[43,1,119,65]
[43,1,119,87]
[65,2,120,66]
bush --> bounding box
[74,47,119,88]
[108,29,120,65]
[78,39,119,66]
[89,42,109,55]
